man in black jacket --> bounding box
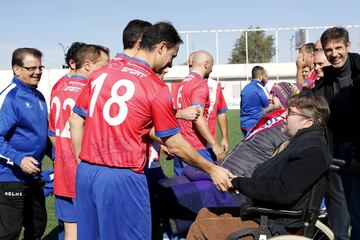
[311,45,351,240]
[313,27,360,240]
[312,41,350,240]
[187,92,332,240]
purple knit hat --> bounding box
[270,82,302,108]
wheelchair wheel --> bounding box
[313,220,334,240]
[268,220,334,240]
[269,236,310,240]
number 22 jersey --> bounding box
[48,74,88,198]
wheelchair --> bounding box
[225,158,345,240]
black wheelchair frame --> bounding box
[225,158,345,240]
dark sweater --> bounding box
[232,126,332,231]
[232,125,332,205]
[313,53,360,145]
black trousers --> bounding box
[0,181,47,240]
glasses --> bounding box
[20,66,45,72]
[286,108,312,119]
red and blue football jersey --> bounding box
[73,57,179,173]
[304,68,318,89]
[174,72,210,150]
[207,78,228,140]
[170,82,181,109]
[48,74,88,198]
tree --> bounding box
[229,27,276,64]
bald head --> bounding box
[314,51,330,78]
[192,50,213,65]
[191,50,214,78]
[188,51,197,66]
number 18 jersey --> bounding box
[73,57,179,173]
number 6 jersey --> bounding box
[73,57,180,173]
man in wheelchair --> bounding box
[187,92,333,240]
[157,82,301,238]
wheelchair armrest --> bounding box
[242,206,303,217]
[330,158,346,171]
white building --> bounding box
[0,62,297,110]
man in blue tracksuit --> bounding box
[240,66,275,137]
[0,48,48,240]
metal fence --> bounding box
[172,25,360,66]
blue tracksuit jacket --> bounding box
[0,76,48,182]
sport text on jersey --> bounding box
[120,67,146,78]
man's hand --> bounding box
[212,143,225,162]
[208,164,235,192]
[296,52,306,69]
[177,106,200,121]
[20,157,40,174]
[221,138,229,153]
[160,145,175,160]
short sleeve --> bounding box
[191,81,209,107]
[73,81,91,118]
[217,83,228,114]
[151,86,180,138]
[48,92,57,137]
